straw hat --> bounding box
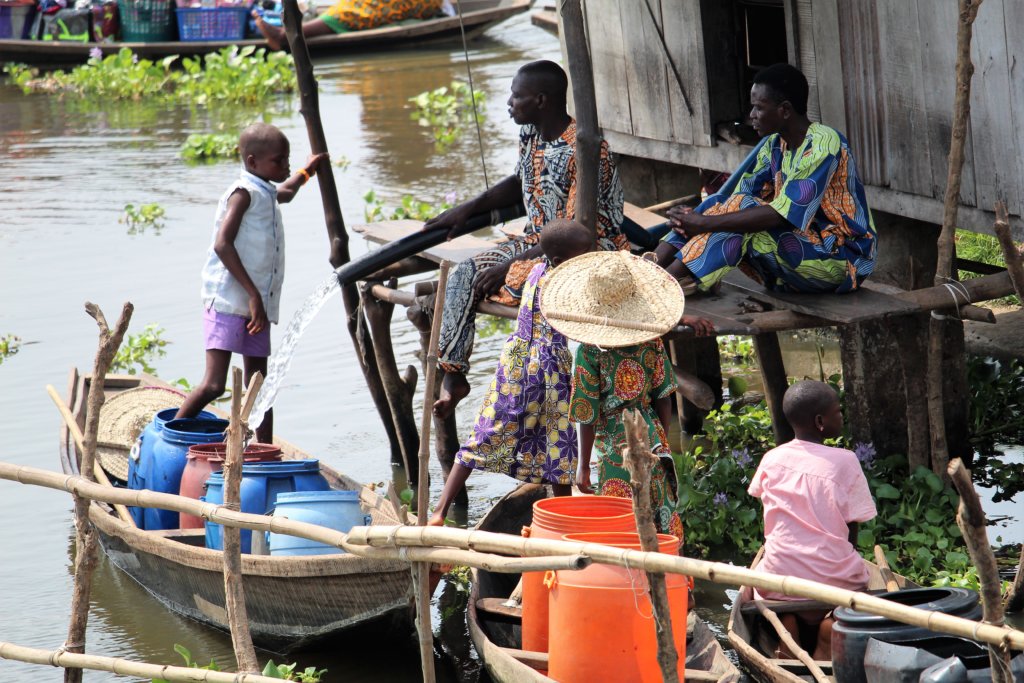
[96,386,187,481]
[540,251,684,347]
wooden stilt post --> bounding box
[412,261,450,683]
[752,332,792,445]
[281,0,409,479]
[559,0,599,235]
[622,409,679,683]
[221,368,262,673]
[992,200,1024,302]
[929,0,983,478]
[947,458,1013,680]
[64,301,133,683]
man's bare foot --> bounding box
[433,371,470,419]
[252,12,286,51]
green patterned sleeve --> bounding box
[570,343,601,425]
[653,341,677,400]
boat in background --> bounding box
[57,369,413,653]
[0,0,529,67]
[468,484,743,682]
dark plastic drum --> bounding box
[832,587,982,683]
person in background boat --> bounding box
[748,380,877,660]
[175,123,326,444]
[652,63,877,296]
[254,0,444,51]
[427,219,596,527]
[547,251,713,538]
[423,59,626,421]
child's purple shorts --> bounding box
[203,307,271,358]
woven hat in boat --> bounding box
[96,386,187,481]
[540,250,685,347]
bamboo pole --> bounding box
[992,200,1024,302]
[622,409,678,683]
[281,0,411,480]
[47,385,134,525]
[948,458,1013,680]
[752,601,829,683]
[221,368,261,673]
[344,524,1024,651]
[559,0,599,236]
[0,641,282,682]
[65,301,133,683]
[928,0,983,479]
[873,545,900,593]
[412,260,449,683]
[0,461,594,574]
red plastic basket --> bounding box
[174,6,247,41]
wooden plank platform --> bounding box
[721,270,920,324]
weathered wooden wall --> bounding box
[577,0,1024,238]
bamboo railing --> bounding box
[2,461,1022,655]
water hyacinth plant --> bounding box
[363,189,455,223]
[180,132,239,162]
[120,202,166,234]
[4,46,295,104]
[409,81,486,150]
[0,334,21,365]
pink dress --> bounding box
[748,439,876,600]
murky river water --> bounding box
[1,12,1021,681]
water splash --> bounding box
[249,273,340,431]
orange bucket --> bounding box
[520,496,636,653]
[547,531,690,683]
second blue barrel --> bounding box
[129,413,225,529]
[268,490,371,556]
[204,459,329,553]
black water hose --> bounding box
[334,203,528,287]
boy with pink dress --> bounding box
[748,379,877,660]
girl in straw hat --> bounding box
[428,219,597,526]
[543,250,713,536]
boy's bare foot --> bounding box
[427,512,446,527]
[253,12,286,51]
[433,371,470,419]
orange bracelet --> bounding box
[297,168,311,184]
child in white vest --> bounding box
[175,123,325,443]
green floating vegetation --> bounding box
[120,202,166,234]
[409,81,486,150]
[362,189,454,223]
[4,46,295,105]
[181,132,240,162]
[111,323,169,376]
[0,334,22,365]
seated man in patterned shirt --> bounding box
[424,59,626,419]
[653,63,877,295]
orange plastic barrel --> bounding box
[178,442,282,528]
[547,531,690,683]
[521,496,637,653]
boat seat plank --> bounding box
[353,220,502,264]
[476,598,523,624]
[498,647,548,670]
[722,271,920,324]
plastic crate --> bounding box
[175,6,247,41]
[117,0,175,42]
[0,1,36,40]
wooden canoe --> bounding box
[726,550,915,682]
[467,484,743,683]
[57,369,413,653]
[0,0,529,67]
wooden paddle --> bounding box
[47,384,135,526]
[873,545,901,592]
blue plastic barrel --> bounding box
[128,408,215,526]
[268,490,371,556]
[204,459,329,553]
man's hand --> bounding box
[473,262,511,298]
[246,296,269,335]
[576,465,594,494]
[680,315,714,337]
[423,203,475,241]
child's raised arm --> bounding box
[277,153,328,204]
[213,188,267,335]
